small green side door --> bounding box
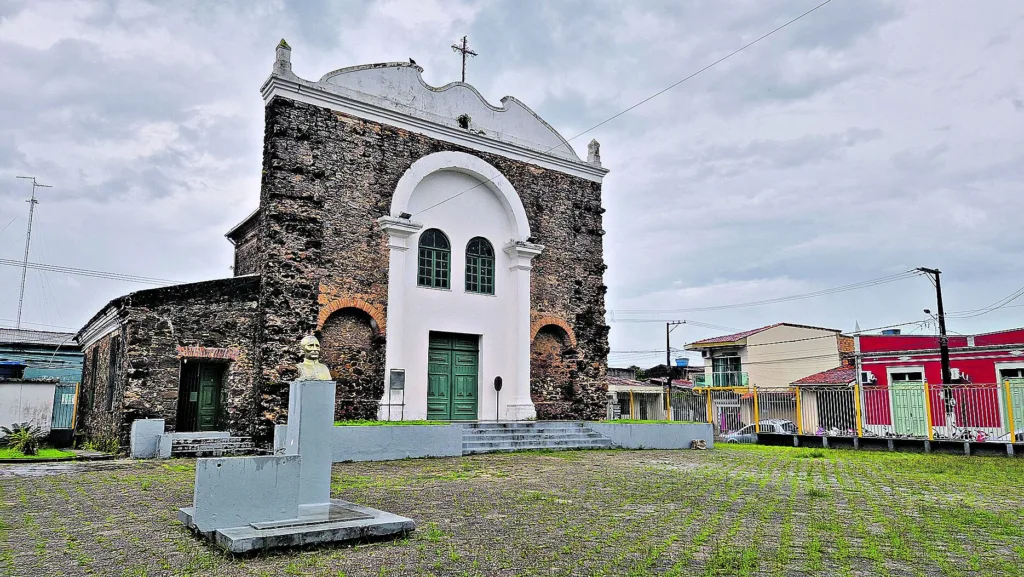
[426,333,478,420]
[196,364,222,431]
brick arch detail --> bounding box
[318,297,387,335]
[530,316,577,348]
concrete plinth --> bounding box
[284,379,335,510]
[179,378,416,552]
[179,499,414,553]
[129,419,165,459]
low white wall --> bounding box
[0,381,56,434]
[275,424,464,462]
[587,423,715,450]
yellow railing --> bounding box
[644,382,1024,443]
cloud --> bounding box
[0,0,1022,362]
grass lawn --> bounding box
[1,444,1023,576]
[334,420,445,426]
[0,448,75,460]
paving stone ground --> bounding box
[1,444,1022,576]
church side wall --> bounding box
[77,278,261,445]
[77,330,125,447]
[253,97,609,432]
[232,222,262,276]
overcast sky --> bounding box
[1,0,1023,367]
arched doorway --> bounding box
[530,323,578,419]
[319,307,385,420]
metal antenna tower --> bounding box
[14,176,51,330]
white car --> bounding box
[722,419,798,443]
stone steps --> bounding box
[171,436,260,458]
[458,422,616,455]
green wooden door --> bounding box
[426,333,478,420]
[427,349,453,420]
[196,364,222,431]
[891,382,927,437]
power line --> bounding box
[945,284,1024,319]
[413,0,836,218]
[611,271,919,316]
[0,216,17,236]
[0,258,181,286]
[0,318,79,330]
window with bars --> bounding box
[417,229,451,289]
[465,237,495,295]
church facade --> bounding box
[75,41,610,443]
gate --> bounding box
[891,382,928,437]
[50,383,78,430]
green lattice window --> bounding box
[417,229,450,289]
[465,237,495,295]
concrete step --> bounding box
[170,436,258,457]
[462,440,615,454]
[460,421,617,454]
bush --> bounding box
[0,423,43,456]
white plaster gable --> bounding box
[262,41,608,183]
[321,64,577,160]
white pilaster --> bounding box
[503,240,545,420]
[377,216,423,420]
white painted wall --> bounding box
[319,65,579,161]
[0,382,56,434]
[745,326,841,388]
[386,169,523,420]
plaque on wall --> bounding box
[390,369,406,391]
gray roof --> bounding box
[0,328,77,347]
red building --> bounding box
[855,328,1024,440]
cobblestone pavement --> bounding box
[1,445,1022,576]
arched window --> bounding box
[417,229,450,289]
[465,237,495,295]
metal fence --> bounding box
[683,380,1024,444]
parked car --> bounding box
[722,419,798,443]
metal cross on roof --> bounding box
[451,35,477,83]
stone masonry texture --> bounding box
[77,95,609,443]
[250,97,610,436]
[78,277,260,444]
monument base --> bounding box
[178,499,415,553]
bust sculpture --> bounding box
[296,335,333,381]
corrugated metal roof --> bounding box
[0,328,77,347]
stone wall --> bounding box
[77,330,126,446]
[530,325,579,419]
[79,277,260,444]
[318,308,385,420]
[231,216,261,276]
[252,97,609,428]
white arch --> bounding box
[389,151,532,240]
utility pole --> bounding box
[917,267,953,417]
[666,320,685,420]
[14,176,51,330]
[450,35,477,83]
